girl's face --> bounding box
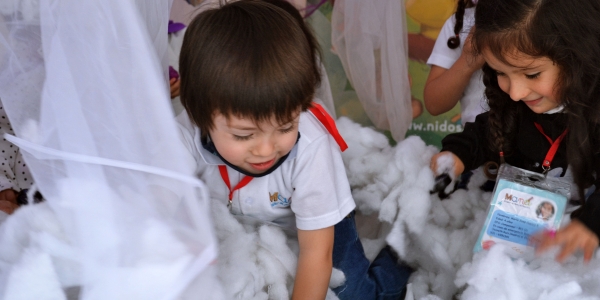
[209,111,300,174]
[541,202,554,218]
[482,49,561,114]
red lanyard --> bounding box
[219,165,253,207]
[218,103,347,206]
[534,122,568,173]
[309,103,348,152]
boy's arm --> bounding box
[292,226,334,300]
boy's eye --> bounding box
[233,134,252,141]
[494,70,506,77]
[279,126,295,134]
[525,72,541,79]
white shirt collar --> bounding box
[543,105,565,114]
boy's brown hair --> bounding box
[179,0,321,135]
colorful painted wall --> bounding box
[306,0,462,148]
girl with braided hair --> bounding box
[423,0,486,125]
[431,0,600,263]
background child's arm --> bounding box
[169,77,180,99]
[423,28,485,116]
[292,226,334,300]
[534,219,599,262]
[0,188,17,214]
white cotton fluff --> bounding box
[3,118,600,300]
[456,244,600,300]
[0,211,8,224]
[325,288,341,300]
[0,202,83,291]
[433,152,458,179]
[209,198,346,299]
[352,182,387,214]
[329,267,346,288]
[337,117,390,159]
[0,203,66,265]
[2,248,66,300]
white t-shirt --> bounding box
[426,7,488,124]
[177,110,356,231]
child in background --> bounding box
[167,19,186,115]
[177,1,411,299]
[0,100,32,214]
[431,0,600,263]
[423,0,487,125]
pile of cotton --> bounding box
[337,117,600,300]
[1,117,600,299]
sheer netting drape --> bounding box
[331,0,411,142]
[0,0,223,299]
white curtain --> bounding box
[0,0,222,299]
[331,0,412,141]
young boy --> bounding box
[177,1,410,299]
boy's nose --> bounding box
[252,137,275,156]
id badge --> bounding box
[473,164,570,260]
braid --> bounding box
[482,64,520,158]
[447,0,470,49]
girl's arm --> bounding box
[534,219,599,262]
[534,190,600,262]
[437,112,494,174]
[292,226,334,300]
[423,29,485,116]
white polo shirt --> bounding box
[177,110,356,231]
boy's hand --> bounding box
[533,220,599,263]
[170,78,181,99]
[430,151,465,179]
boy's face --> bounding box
[482,49,561,114]
[209,111,300,174]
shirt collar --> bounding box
[544,105,565,114]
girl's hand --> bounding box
[533,220,599,263]
[430,151,465,179]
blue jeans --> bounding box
[332,212,412,300]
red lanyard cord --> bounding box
[308,103,348,152]
[534,122,568,173]
[218,165,253,203]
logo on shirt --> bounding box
[269,192,291,208]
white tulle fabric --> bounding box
[0,0,222,299]
[331,0,411,142]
